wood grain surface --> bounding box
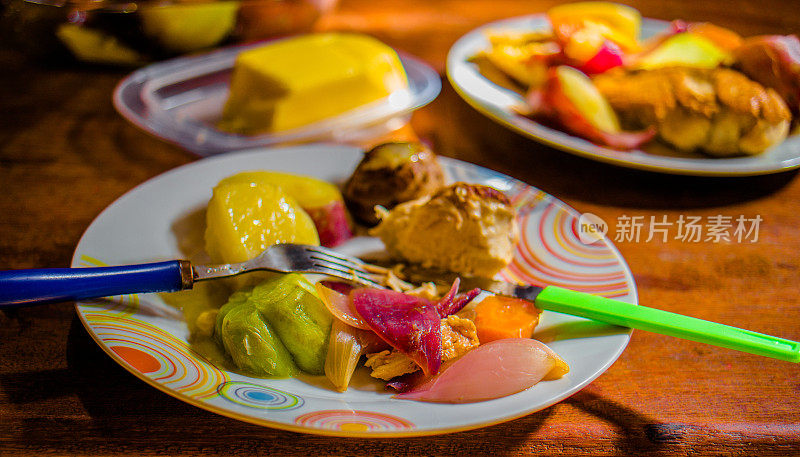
[1,0,800,455]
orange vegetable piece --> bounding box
[473,296,542,343]
[686,22,743,52]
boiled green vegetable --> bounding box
[217,298,297,377]
[214,274,332,377]
[249,274,332,375]
[214,288,252,343]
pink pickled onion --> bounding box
[394,338,567,403]
[351,288,442,375]
[319,280,354,295]
[350,279,481,376]
[437,283,481,317]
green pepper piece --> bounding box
[218,302,297,378]
[249,274,333,375]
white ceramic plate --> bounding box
[73,144,636,437]
[447,15,800,176]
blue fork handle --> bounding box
[0,261,193,307]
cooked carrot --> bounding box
[473,296,542,343]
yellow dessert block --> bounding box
[218,33,409,134]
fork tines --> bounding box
[301,245,385,289]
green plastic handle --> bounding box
[535,286,800,363]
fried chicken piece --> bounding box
[592,67,791,156]
[364,350,419,381]
[364,316,480,381]
[440,315,481,361]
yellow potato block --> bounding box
[218,171,343,209]
[205,181,319,265]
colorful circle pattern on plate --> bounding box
[217,381,304,410]
[501,201,629,298]
[294,410,415,432]
[85,313,227,399]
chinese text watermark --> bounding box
[578,213,762,244]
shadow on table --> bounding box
[436,80,799,210]
[0,315,676,455]
[564,389,669,454]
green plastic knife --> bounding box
[518,284,800,363]
[400,266,800,363]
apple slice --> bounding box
[547,65,619,133]
[630,32,730,70]
[481,40,561,88]
[56,25,144,65]
[548,2,642,55]
[556,24,625,75]
[577,40,624,74]
[542,66,655,149]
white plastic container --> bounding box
[114,41,441,156]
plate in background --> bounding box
[447,14,800,176]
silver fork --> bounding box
[0,243,384,307]
[192,243,384,288]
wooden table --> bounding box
[2,0,800,455]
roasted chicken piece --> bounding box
[370,182,520,278]
[364,315,480,381]
[733,35,800,114]
[592,67,792,156]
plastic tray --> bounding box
[113,41,441,156]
